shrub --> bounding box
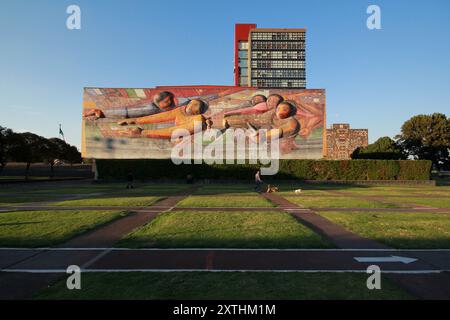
[95,159,432,181]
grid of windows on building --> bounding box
[238,41,249,86]
[251,69,306,79]
[251,60,306,69]
[251,51,305,60]
[252,79,306,88]
[326,124,369,160]
[251,32,306,40]
[249,31,306,89]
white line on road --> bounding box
[354,255,418,264]
[1,247,450,252]
[0,268,447,274]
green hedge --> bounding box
[95,159,432,181]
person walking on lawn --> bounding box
[126,172,134,189]
[254,169,263,192]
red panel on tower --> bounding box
[234,23,256,86]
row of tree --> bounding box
[0,126,82,179]
[1,113,448,178]
[352,113,450,170]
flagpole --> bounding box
[59,124,65,141]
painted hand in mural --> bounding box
[223,100,300,140]
[83,109,105,120]
[223,94,284,125]
[113,99,209,139]
[296,102,324,137]
[117,118,137,125]
[83,91,177,121]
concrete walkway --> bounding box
[259,192,450,299]
[2,247,450,299]
[0,186,198,299]
[3,248,450,273]
[261,193,390,249]
[1,185,450,299]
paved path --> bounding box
[261,193,390,249]
[2,247,450,299]
[276,192,450,198]
[0,186,198,299]
[259,192,450,299]
[1,205,449,214]
[1,186,450,299]
[2,248,450,273]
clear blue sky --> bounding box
[1,0,449,148]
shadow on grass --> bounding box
[192,182,375,196]
[434,176,450,186]
[0,221,45,226]
[35,272,413,300]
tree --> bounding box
[42,138,82,176]
[396,113,450,169]
[42,138,66,178]
[1,128,82,179]
[352,136,406,160]
[11,132,47,180]
[0,126,14,174]
[65,145,82,165]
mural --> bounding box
[82,87,325,159]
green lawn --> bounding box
[335,186,450,198]
[0,176,49,181]
[35,272,412,300]
[1,184,188,195]
[29,188,113,195]
[0,196,59,205]
[283,196,399,208]
[109,187,188,197]
[137,184,190,190]
[336,189,421,197]
[0,210,128,247]
[52,196,163,207]
[435,177,450,186]
[0,186,106,196]
[177,195,275,207]
[319,211,450,248]
[118,211,333,248]
[387,197,450,208]
[194,184,257,195]
[407,190,450,197]
[276,189,337,196]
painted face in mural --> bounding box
[267,94,284,110]
[251,94,267,106]
[159,96,174,110]
[276,102,295,119]
[153,91,175,111]
[185,99,207,115]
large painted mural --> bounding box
[82,86,325,159]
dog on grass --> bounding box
[294,189,302,194]
[266,184,279,193]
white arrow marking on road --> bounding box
[354,255,417,264]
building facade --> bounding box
[235,24,306,89]
[326,124,368,160]
[234,23,256,87]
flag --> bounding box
[59,124,65,141]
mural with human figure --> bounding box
[82,86,325,159]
